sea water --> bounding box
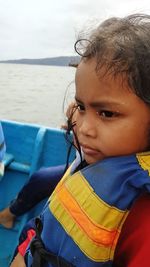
[0,63,76,128]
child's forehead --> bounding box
[74,59,146,109]
[75,58,129,90]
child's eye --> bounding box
[76,104,85,112]
[99,110,117,118]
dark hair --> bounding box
[75,14,150,104]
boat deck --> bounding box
[0,120,75,267]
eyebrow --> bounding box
[75,96,123,109]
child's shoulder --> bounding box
[125,193,150,227]
[114,193,150,267]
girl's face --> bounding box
[75,59,150,164]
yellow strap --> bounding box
[136,153,150,175]
[50,171,129,261]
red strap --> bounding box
[18,229,36,256]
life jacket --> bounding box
[27,153,150,267]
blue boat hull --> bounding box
[0,120,75,267]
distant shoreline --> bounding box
[0,56,80,67]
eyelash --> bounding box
[98,110,117,118]
[76,104,118,119]
[76,104,84,112]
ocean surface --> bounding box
[0,63,76,128]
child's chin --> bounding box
[84,155,104,164]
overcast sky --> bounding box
[0,0,150,60]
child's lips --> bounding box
[81,145,99,156]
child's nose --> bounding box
[78,116,97,138]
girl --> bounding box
[11,13,150,267]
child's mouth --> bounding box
[81,145,100,156]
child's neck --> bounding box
[74,160,88,173]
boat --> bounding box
[0,119,75,267]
